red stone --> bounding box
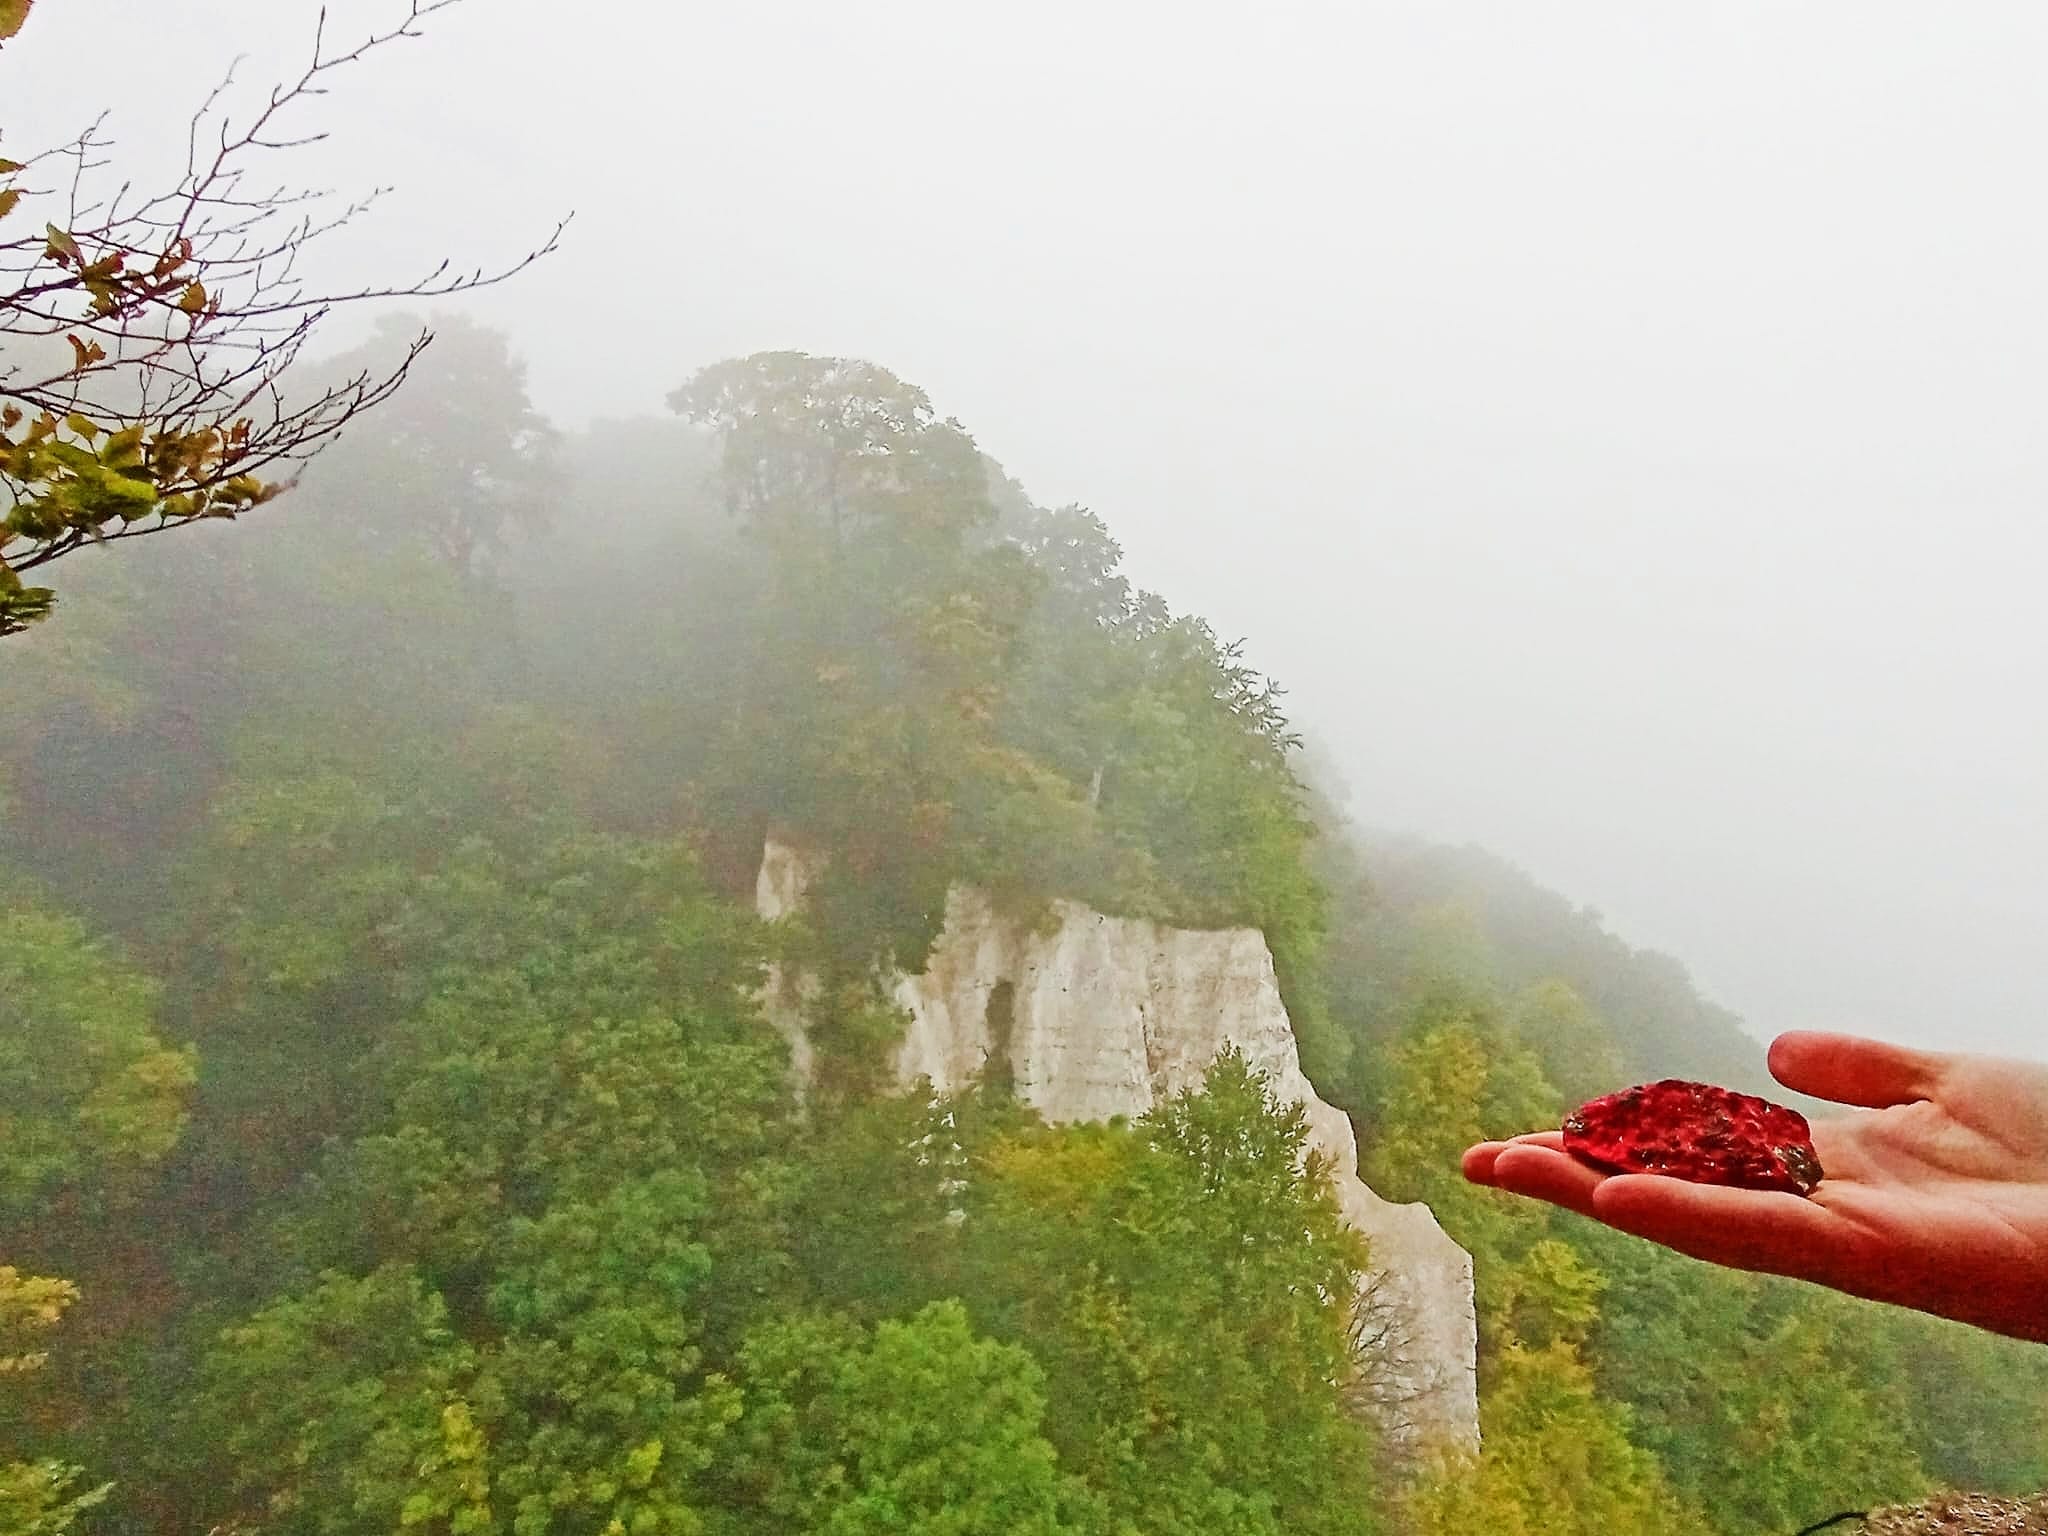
[1562,1079,1824,1196]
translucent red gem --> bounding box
[1562,1079,1824,1196]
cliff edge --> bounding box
[757,838,1481,1455]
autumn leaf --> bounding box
[100,425,146,468]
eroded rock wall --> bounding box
[758,840,1480,1455]
[754,841,817,1102]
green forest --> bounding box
[3,321,2047,1535]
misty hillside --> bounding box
[13,2,2048,1531]
[1341,832,1771,1093]
[4,322,2046,1536]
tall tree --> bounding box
[669,352,1043,1073]
[291,314,560,576]
[671,352,993,570]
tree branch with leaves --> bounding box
[0,0,566,636]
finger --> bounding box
[1466,1129,1570,1176]
[1590,1172,1859,1285]
[1462,1142,1507,1184]
[1768,1030,1947,1109]
[1465,1131,1571,1184]
[1485,1143,1605,1219]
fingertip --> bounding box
[1768,1029,1944,1109]
[1767,1030,1853,1092]
[1462,1142,1505,1184]
[1766,1030,1815,1086]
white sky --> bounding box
[9,1,2047,1064]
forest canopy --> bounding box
[0,320,2042,1536]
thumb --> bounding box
[1767,1030,1947,1110]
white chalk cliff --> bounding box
[756,839,1480,1455]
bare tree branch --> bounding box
[0,0,568,635]
[1339,1262,1453,1474]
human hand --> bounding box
[1462,1031,2048,1343]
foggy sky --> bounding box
[10,2,2047,1064]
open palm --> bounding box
[1462,1031,2048,1343]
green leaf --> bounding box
[62,413,99,443]
[45,441,97,474]
[99,425,145,468]
[99,471,157,505]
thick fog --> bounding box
[11,1,2046,1063]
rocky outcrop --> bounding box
[756,839,1480,1456]
[754,841,817,1102]
[755,837,813,923]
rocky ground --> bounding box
[1850,1493,2048,1533]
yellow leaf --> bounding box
[178,281,206,315]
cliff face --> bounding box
[756,840,1480,1456]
